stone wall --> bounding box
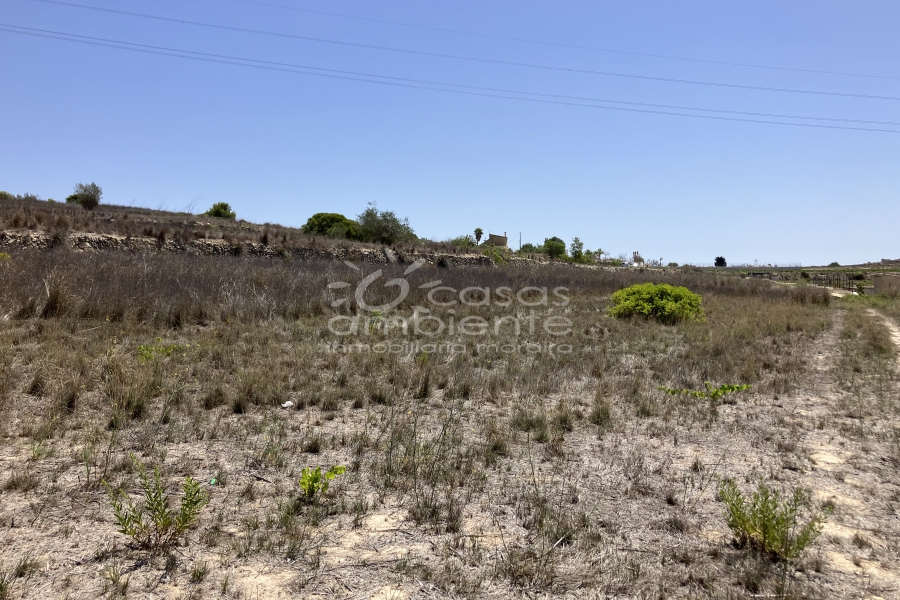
[0,230,497,267]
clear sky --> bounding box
[2,0,899,266]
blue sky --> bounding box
[2,0,898,266]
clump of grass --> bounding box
[589,399,612,429]
[103,562,129,598]
[201,386,227,410]
[512,407,548,438]
[101,358,160,427]
[12,555,38,579]
[3,470,39,492]
[0,569,12,600]
[717,479,831,561]
[26,370,47,396]
[482,420,509,467]
[190,561,209,583]
[53,377,80,415]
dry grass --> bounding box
[0,249,897,599]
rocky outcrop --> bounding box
[0,230,498,267]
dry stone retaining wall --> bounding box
[0,230,497,267]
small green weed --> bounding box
[298,465,346,502]
[717,478,830,561]
[136,339,187,362]
[105,457,209,551]
[660,382,751,403]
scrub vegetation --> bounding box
[0,235,898,598]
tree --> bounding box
[714,256,727,267]
[203,202,236,220]
[570,237,586,262]
[356,203,416,245]
[302,213,359,240]
[519,242,540,254]
[67,182,102,210]
[543,236,567,259]
[474,228,483,245]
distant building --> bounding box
[486,232,508,248]
[874,273,900,294]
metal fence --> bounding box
[811,272,855,291]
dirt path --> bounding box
[796,309,900,598]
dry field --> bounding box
[0,249,898,599]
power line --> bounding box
[21,0,900,102]
[4,23,898,128]
[3,24,898,134]
[220,0,900,82]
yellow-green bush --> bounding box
[609,283,704,324]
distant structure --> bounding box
[874,273,900,294]
[632,251,645,265]
[486,232,508,248]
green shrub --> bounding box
[609,283,704,324]
[0,191,14,202]
[67,182,102,210]
[298,465,345,502]
[356,203,416,245]
[717,479,830,561]
[0,253,9,264]
[480,245,508,265]
[105,457,208,551]
[203,202,236,220]
[301,213,360,240]
[448,234,476,249]
[543,237,566,259]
